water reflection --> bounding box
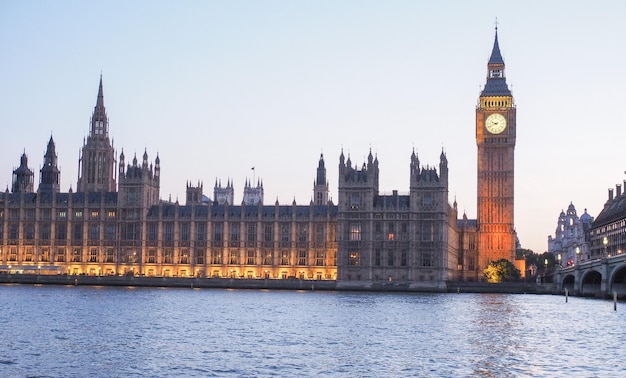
[0,286,623,377]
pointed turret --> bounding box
[481,27,511,97]
[12,151,34,193]
[314,153,329,205]
[39,136,61,193]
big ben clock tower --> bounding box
[476,27,516,270]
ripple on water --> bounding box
[0,286,625,377]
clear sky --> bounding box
[1,1,626,255]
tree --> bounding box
[483,259,521,283]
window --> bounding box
[105,248,115,263]
[58,210,67,219]
[421,252,432,267]
[280,250,289,265]
[56,248,66,262]
[298,250,307,265]
[24,247,33,262]
[148,223,158,241]
[163,248,174,264]
[246,223,256,242]
[9,248,17,261]
[315,250,325,266]
[196,223,206,241]
[179,249,189,264]
[180,223,190,241]
[229,250,239,264]
[40,247,50,262]
[247,250,255,265]
[195,249,204,264]
[280,223,290,242]
[25,224,35,239]
[349,252,360,266]
[105,224,116,240]
[375,249,381,266]
[9,224,18,239]
[263,250,272,265]
[387,251,394,266]
[230,223,240,242]
[212,249,222,264]
[90,210,99,219]
[125,223,138,241]
[40,223,51,240]
[315,224,325,243]
[89,224,99,240]
[297,224,308,243]
[213,223,223,242]
[89,248,98,262]
[73,224,83,240]
[107,210,116,218]
[350,224,361,241]
[401,250,407,267]
[126,250,137,263]
[350,195,360,209]
[56,224,67,240]
[72,248,81,262]
[164,223,174,241]
[74,211,83,219]
[264,224,273,242]
[147,249,157,263]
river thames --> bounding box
[0,285,623,377]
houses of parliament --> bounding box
[0,31,517,288]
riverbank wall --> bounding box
[0,273,559,294]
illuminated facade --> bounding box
[0,79,337,279]
[475,28,517,271]
[0,30,517,283]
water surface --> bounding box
[0,285,623,377]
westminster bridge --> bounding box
[555,253,626,298]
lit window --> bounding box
[350,224,361,241]
[349,252,360,266]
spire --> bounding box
[90,74,108,137]
[481,24,511,97]
[488,26,505,66]
[39,135,61,193]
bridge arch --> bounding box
[581,269,602,296]
[562,274,576,293]
[608,263,626,298]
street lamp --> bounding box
[575,246,581,264]
[603,236,609,258]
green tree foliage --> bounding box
[483,258,521,283]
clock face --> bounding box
[485,113,506,134]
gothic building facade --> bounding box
[548,203,593,266]
[0,30,515,285]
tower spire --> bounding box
[481,25,511,96]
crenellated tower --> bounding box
[77,75,117,193]
[337,149,379,211]
[243,179,264,205]
[39,136,61,193]
[118,150,160,208]
[476,27,517,269]
[186,181,204,205]
[409,149,449,214]
[313,153,329,205]
[213,179,234,205]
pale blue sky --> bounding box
[1,1,625,255]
